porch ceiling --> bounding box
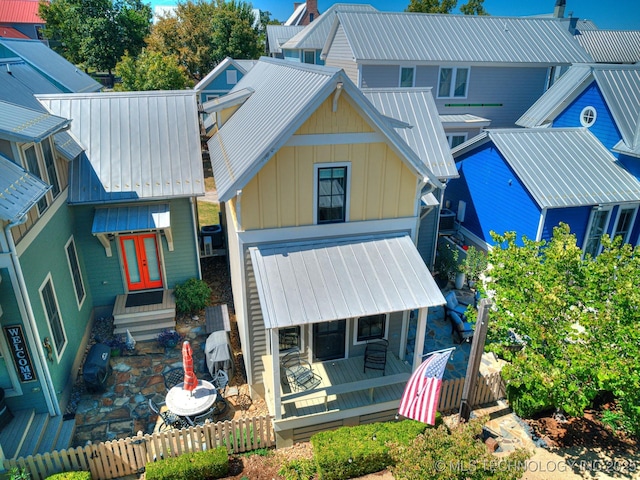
[249,234,445,330]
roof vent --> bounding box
[6,64,11,75]
[503,22,508,32]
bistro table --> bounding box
[165,379,218,418]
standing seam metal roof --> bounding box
[486,128,640,208]
[363,88,458,179]
[326,12,592,64]
[37,91,204,204]
[194,57,248,93]
[574,30,640,64]
[0,154,50,222]
[266,25,305,54]
[0,99,70,143]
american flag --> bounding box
[398,350,452,425]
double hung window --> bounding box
[438,67,469,98]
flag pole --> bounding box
[421,346,456,358]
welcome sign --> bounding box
[4,325,37,382]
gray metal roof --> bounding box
[281,3,377,50]
[481,128,640,208]
[208,58,441,203]
[249,234,446,329]
[324,12,592,64]
[574,30,640,64]
[36,91,204,204]
[0,38,101,93]
[92,203,170,234]
[363,88,458,179]
[53,131,84,161]
[439,114,491,127]
[0,154,50,222]
[267,25,305,54]
[0,99,70,143]
[194,57,248,93]
[203,88,254,114]
[0,60,63,110]
[235,59,257,72]
[517,64,640,153]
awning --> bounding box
[92,204,172,256]
[249,234,446,330]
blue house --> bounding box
[193,57,256,105]
[444,128,640,256]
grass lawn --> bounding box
[198,200,220,227]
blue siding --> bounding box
[198,66,246,104]
[283,49,301,62]
[542,206,591,245]
[553,82,622,153]
[619,154,640,180]
[445,142,541,245]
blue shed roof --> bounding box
[0,154,50,222]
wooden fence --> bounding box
[439,371,506,412]
[3,415,274,480]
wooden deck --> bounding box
[112,289,176,341]
[112,289,176,317]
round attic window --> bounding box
[580,106,597,127]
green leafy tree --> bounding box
[460,0,488,15]
[40,0,151,74]
[147,0,260,81]
[485,224,640,434]
[406,0,457,14]
[115,49,190,91]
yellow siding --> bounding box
[239,95,418,231]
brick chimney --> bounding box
[553,0,566,18]
[301,0,320,25]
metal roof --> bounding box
[92,203,170,234]
[0,38,101,93]
[574,30,640,64]
[0,99,70,143]
[208,58,441,203]
[194,57,249,93]
[363,88,458,179]
[235,59,257,72]
[439,114,491,128]
[203,87,254,114]
[0,154,50,223]
[323,12,592,65]
[0,0,43,24]
[281,3,377,50]
[37,91,204,204]
[0,60,63,110]
[0,26,29,39]
[285,2,306,26]
[482,128,640,208]
[53,131,83,161]
[266,25,305,54]
[249,234,445,329]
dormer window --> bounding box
[580,106,597,127]
[438,67,469,98]
[314,163,349,224]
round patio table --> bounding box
[165,379,218,417]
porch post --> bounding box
[413,307,428,370]
[270,329,282,420]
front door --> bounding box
[120,234,163,291]
[313,320,346,361]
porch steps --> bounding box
[113,289,176,342]
[0,410,75,460]
[114,317,177,341]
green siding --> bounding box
[18,203,93,402]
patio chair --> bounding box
[162,368,184,391]
[363,339,388,375]
[186,395,229,426]
[444,291,469,318]
[148,398,189,431]
[280,348,321,392]
[448,311,474,344]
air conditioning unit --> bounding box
[439,209,456,232]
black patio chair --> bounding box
[186,395,229,426]
[363,339,388,375]
[148,398,189,431]
[280,348,321,392]
[162,368,184,391]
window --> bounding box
[580,106,597,127]
[399,67,415,87]
[23,145,48,214]
[447,134,467,149]
[66,237,86,307]
[226,70,238,85]
[356,314,387,343]
[438,67,469,98]
[303,50,316,64]
[40,276,67,357]
[279,326,301,352]
[41,139,60,197]
[583,207,611,258]
[612,206,638,244]
[309,13,314,22]
[316,165,348,224]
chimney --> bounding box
[304,0,319,24]
[553,0,566,18]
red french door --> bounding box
[119,234,163,291]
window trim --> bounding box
[447,133,468,149]
[437,66,470,99]
[612,204,638,245]
[580,106,597,127]
[313,162,350,225]
[303,50,316,64]
[41,137,60,198]
[277,325,304,354]
[21,143,49,215]
[65,236,86,309]
[399,66,415,87]
[583,206,612,258]
[226,70,238,85]
[39,274,67,361]
[353,313,389,346]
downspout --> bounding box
[4,218,60,416]
[190,197,203,280]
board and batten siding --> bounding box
[244,249,268,392]
[324,24,359,84]
[417,207,439,268]
[240,95,418,230]
[446,143,541,245]
[542,206,591,245]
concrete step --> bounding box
[17,412,49,458]
[0,409,34,459]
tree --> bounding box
[405,0,456,14]
[147,0,260,82]
[115,49,190,91]
[40,0,151,74]
[460,0,488,15]
[485,224,640,435]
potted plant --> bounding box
[434,242,459,288]
[157,329,182,350]
[462,245,487,289]
[105,336,127,357]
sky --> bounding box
[150,0,640,30]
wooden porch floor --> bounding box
[112,289,175,316]
[263,353,412,421]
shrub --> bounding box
[174,278,211,315]
[145,448,228,480]
[45,472,92,480]
[389,418,530,480]
[278,458,317,480]
[311,419,433,480]
[8,467,30,480]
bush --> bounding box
[174,278,211,315]
[310,419,434,480]
[278,458,317,480]
[45,472,92,480]
[145,448,228,480]
[389,418,530,480]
